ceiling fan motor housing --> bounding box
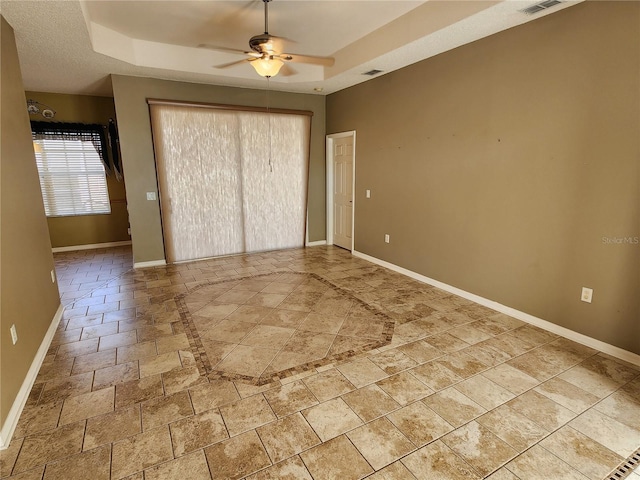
[249,34,275,54]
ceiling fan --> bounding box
[199,0,335,78]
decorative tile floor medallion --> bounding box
[176,272,395,385]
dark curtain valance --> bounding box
[31,121,110,172]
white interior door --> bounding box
[332,136,354,250]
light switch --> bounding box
[146,192,157,201]
[366,189,371,198]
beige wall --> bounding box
[1,17,61,429]
[25,92,130,248]
[111,75,326,264]
[327,2,640,354]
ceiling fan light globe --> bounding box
[251,57,284,77]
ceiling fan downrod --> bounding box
[263,0,271,35]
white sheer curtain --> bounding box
[150,104,310,263]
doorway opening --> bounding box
[326,131,355,251]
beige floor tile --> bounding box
[111,426,174,479]
[3,466,45,480]
[423,332,471,354]
[93,361,139,390]
[507,351,566,381]
[594,390,640,429]
[540,426,623,480]
[376,372,434,405]
[245,456,313,480]
[337,357,388,388]
[162,365,208,396]
[12,401,63,438]
[442,421,518,477]
[476,405,549,451]
[189,380,240,413]
[260,309,308,328]
[347,417,415,470]
[56,338,99,358]
[144,450,211,480]
[59,386,114,425]
[569,408,640,457]
[298,312,345,335]
[170,409,228,456]
[155,333,190,354]
[366,461,417,479]
[42,445,111,480]
[423,387,487,428]
[71,349,116,375]
[485,468,520,480]
[480,363,539,395]
[303,368,355,402]
[204,430,271,480]
[369,349,418,375]
[507,390,575,431]
[397,340,443,364]
[117,341,157,364]
[241,324,296,350]
[257,413,321,463]
[115,375,164,408]
[453,375,515,410]
[342,384,401,422]
[387,401,453,446]
[0,437,23,477]
[463,342,512,367]
[214,344,279,377]
[402,440,480,480]
[505,444,588,479]
[263,381,319,418]
[13,421,85,474]
[410,361,463,391]
[139,351,182,378]
[300,435,374,480]
[141,391,193,431]
[84,404,142,451]
[447,325,492,345]
[219,394,277,436]
[432,350,488,379]
[98,330,138,351]
[39,371,93,404]
[558,355,639,398]
[534,377,600,413]
[302,397,363,441]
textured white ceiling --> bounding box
[1,0,584,97]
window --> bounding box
[32,122,111,217]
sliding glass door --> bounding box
[150,103,310,263]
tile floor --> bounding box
[1,245,639,480]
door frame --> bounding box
[326,131,356,251]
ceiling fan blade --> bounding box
[213,59,250,69]
[279,64,297,77]
[198,44,250,56]
[279,53,335,67]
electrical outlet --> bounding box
[366,189,371,198]
[581,287,593,303]
[50,269,55,283]
[384,234,390,243]
[146,192,157,201]
[10,325,18,345]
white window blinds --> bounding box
[33,138,111,217]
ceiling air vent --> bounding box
[362,69,384,76]
[522,0,562,15]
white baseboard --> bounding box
[306,240,327,247]
[0,303,64,450]
[52,240,132,253]
[353,250,640,367]
[133,259,167,269]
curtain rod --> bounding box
[147,98,313,117]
